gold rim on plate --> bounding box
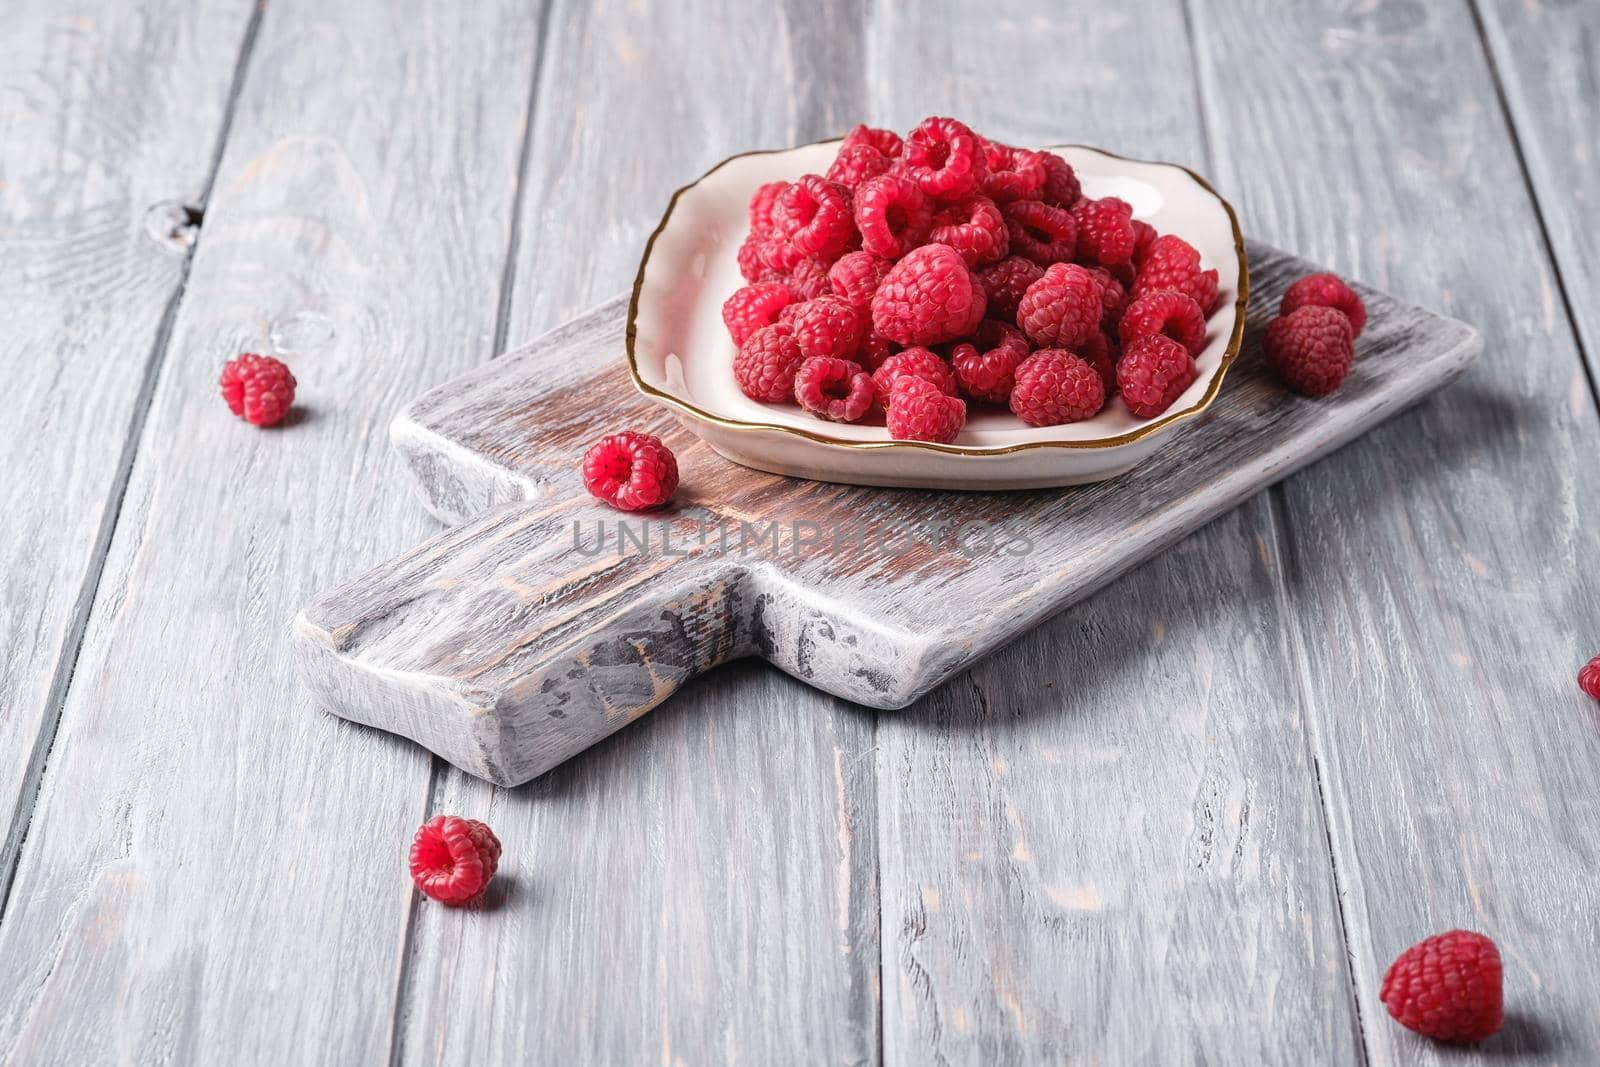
[625,139,1249,456]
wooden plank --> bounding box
[863,5,1366,1062]
[393,2,883,1063]
[0,0,255,904]
[1194,0,1600,1059]
[0,1,543,1062]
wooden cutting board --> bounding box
[293,241,1479,786]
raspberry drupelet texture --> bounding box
[794,356,875,422]
[1002,200,1078,265]
[1084,265,1128,327]
[977,255,1045,320]
[1117,334,1197,418]
[1281,272,1367,336]
[885,376,967,443]
[220,353,296,427]
[722,282,796,346]
[1076,330,1118,396]
[981,143,1047,203]
[871,243,987,346]
[1037,151,1081,207]
[582,431,680,511]
[1009,349,1106,426]
[900,116,988,201]
[1579,655,1600,699]
[409,815,502,906]
[1118,289,1209,356]
[826,142,895,191]
[1265,306,1355,396]
[828,251,895,308]
[734,323,807,402]
[871,347,958,408]
[854,173,933,259]
[785,256,834,301]
[748,181,789,235]
[1134,233,1219,312]
[859,331,897,371]
[1017,262,1101,349]
[1070,196,1137,267]
[841,123,903,160]
[927,195,1009,266]
[1380,931,1503,1043]
[950,324,1027,404]
[773,175,855,260]
[1131,218,1159,266]
[788,296,867,361]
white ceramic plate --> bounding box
[626,141,1248,489]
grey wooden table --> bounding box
[3,0,1597,1063]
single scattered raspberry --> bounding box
[582,430,680,511]
[1131,219,1159,266]
[1070,197,1136,267]
[927,195,1009,266]
[1117,334,1197,418]
[1265,306,1355,396]
[870,243,987,346]
[900,116,988,200]
[1084,265,1127,327]
[1579,654,1600,699]
[828,251,894,308]
[1076,330,1118,396]
[794,356,874,422]
[1003,200,1078,265]
[1118,288,1209,356]
[734,322,806,402]
[885,377,967,443]
[841,123,903,160]
[722,282,796,346]
[977,255,1045,320]
[1134,234,1219,312]
[788,296,867,361]
[826,142,894,191]
[859,331,896,371]
[786,257,834,301]
[1017,262,1101,349]
[409,815,502,906]
[1037,151,1081,207]
[950,326,1027,404]
[980,143,1047,203]
[1281,272,1367,336]
[1380,931,1503,1043]
[773,174,855,260]
[871,347,958,408]
[1009,349,1106,426]
[220,353,296,427]
[854,173,933,259]
[748,181,789,234]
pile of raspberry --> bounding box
[723,117,1222,443]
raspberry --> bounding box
[794,356,874,422]
[1118,289,1209,356]
[734,323,806,402]
[220,353,296,427]
[1076,330,1118,396]
[1037,151,1081,207]
[1265,306,1355,396]
[786,257,833,301]
[1131,219,1159,266]
[950,325,1027,404]
[1070,197,1136,267]
[409,815,502,906]
[1380,931,1503,1043]
[826,142,894,191]
[885,377,966,443]
[980,143,1047,203]
[1134,234,1219,312]
[788,296,867,361]
[841,123,903,160]
[1579,654,1600,699]
[1084,265,1127,327]
[900,116,988,201]
[870,243,987,346]
[927,196,1009,266]
[854,173,933,259]
[1010,349,1106,426]
[828,251,894,308]
[1002,200,1078,265]
[1017,262,1101,349]
[748,181,788,234]
[977,255,1045,320]
[871,347,957,408]
[581,430,680,511]
[1281,272,1367,336]
[859,331,896,371]
[1117,334,1197,418]
[773,174,855,260]
[722,282,795,346]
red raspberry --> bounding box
[785,256,833,301]
[859,331,896,371]
[854,173,933,259]
[885,377,966,443]
[980,143,1047,203]
[1084,265,1128,327]
[220,353,296,427]
[1117,334,1197,418]
[748,181,788,234]
[828,251,894,308]
[870,243,987,346]
[1134,234,1219,312]
[734,323,806,402]
[950,324,1027,404]
[1009,349,1106,426]
[773,174,855,260]
[927,195,1009,266]
[977,255,1045,320]
[788,296,866,361]
[1017,262,1101,349]
[871,347,957,408]
[1265,306,1355,396]
[722,282,795,346]
[1380,931,1503,1043]
[1118,289,1209,356]
[409,815,502,906]
[1037,151,1081,207]
[1579,654,1600,699]
[1070,197,1136,267]
[900,116,988,201]
[794,356,874,422]
[1281,272,1367,336]
[1002,200,1078,265]
[826,142,894,191]
[1076,330,1118,396]
[841,123,903,160]
[1131,219,1159,266]
[582,430,679,511]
